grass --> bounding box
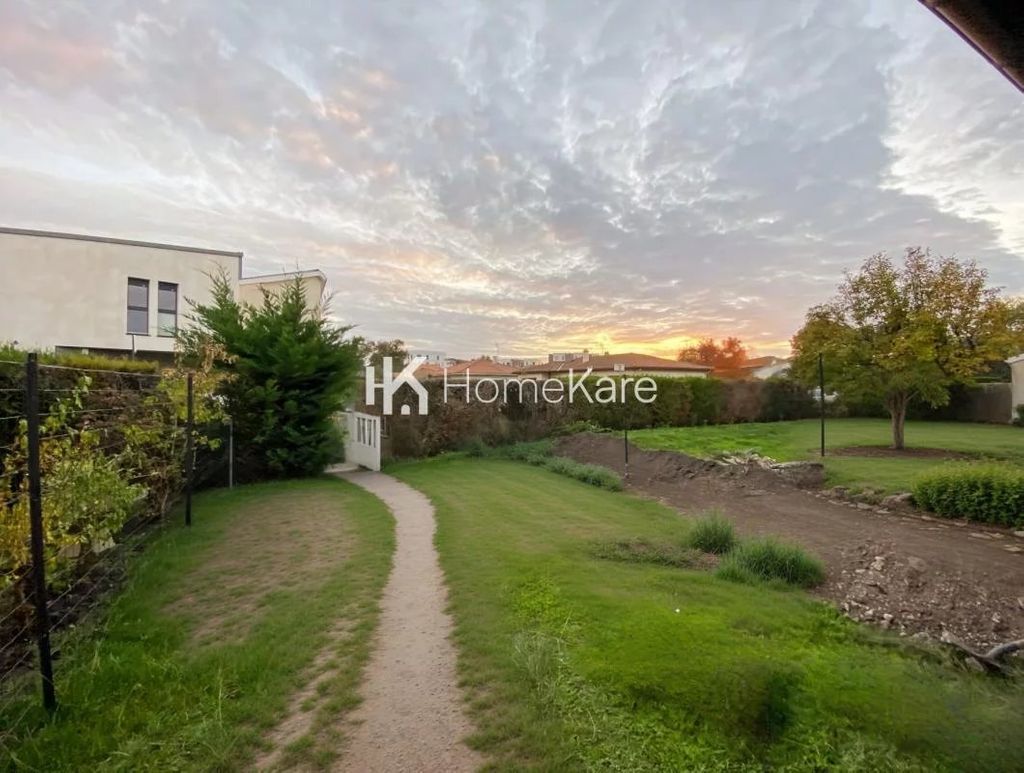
[631,418,1024,493]
[684,512,737,554]
[717,538,826,588]
[391,456,1024,771]
[0,478,394,771]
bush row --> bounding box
[913,465,1024,528]
[378,375,817,458]
[479,441,624,491]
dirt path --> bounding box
[556,434,1024,649]
[336,471,481,773]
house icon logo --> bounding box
[365,356,428,415]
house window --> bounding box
[158,282,178,337]
[127,278,149,335]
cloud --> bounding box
[1,0,1021,358]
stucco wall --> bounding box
[237,273,326,309]
[0,230,241,354]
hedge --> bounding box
[913,464,1024,528]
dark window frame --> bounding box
[127,277,149,335]
[157,281,178,337]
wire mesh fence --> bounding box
[0,354,232,718]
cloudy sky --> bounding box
[1,1,1022,358]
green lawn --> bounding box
[393,456,1024,772]
[630,418,1024,493]
[0,478,394,771]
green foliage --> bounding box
[685,512,737,554]
[541,456,624,491]
[181,272,360,479]
[0,343,159,373]
[493,442,623,490]
[633,417,1024,495]
[791,248,1019,448]
[913,464,1024,527]
[1015,404,1024,427]
[0,380,145,589]
[717,538,825,588]
[393,457,1024,771]
[759,376,816,421]
[0,480,395,770]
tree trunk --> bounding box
[888,394,908,450]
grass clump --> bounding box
[717,537,825,588]
[497,442,623,491]
[913,463,1024,528]
[591,538,699,568]
[685,512,737,554]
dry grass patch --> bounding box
[167,490,352,646]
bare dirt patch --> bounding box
[166,490,351,646]
[555,433,1024,650]
[829,445,976,460]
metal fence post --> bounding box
[623,425,629,480]
[185,372,194,527]
[228,417,234,489]
[818,352,826,458]
[26,353,57,713]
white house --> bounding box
[737,355,791,380]
[0,227,325,359]
[1009,353,1024,422]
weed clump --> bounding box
[685,513,736,554]
[717,538,824,588]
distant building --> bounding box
[548,351,587,363]
[410,349,446,365]
[0,227,325,359]
[734,355,791,380]
[521,352,710,379]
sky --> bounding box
[1,0,1022,359]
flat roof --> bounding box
[239,269,327,283]
[0,226,244,258]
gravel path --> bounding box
[336,471,481,773]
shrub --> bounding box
[181,272,361,479]
[685,513,736,554]
[717,538,825,588]
[912,464,1024,528]
[1015,404,1024,427]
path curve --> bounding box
[335,470,481,772]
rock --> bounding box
[869,556,886,572]
[906,556,927,573]
[882,492,914,508]
[1004,546,1023,554]
[1013,530,1024,539]
[856,502,873,511]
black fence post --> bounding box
[623,425,629,480]
[818,352,826,458]
[185,372,194,527]
[228,417,234,490]
[25,353,56,713]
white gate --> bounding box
[343,410,382,471]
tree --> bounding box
[791,248,1019,449]
[678,337,748,371]
[356,338,408,371]
[181,272,361,479]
